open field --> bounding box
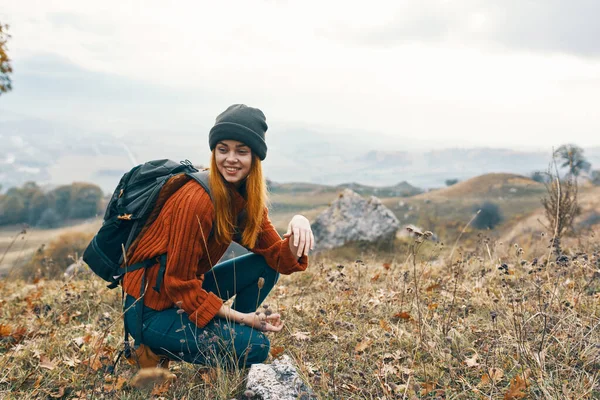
[0,220,102,276]
[0,229,599,399]
[1,172,600,398]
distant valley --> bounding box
[2,117,600,195]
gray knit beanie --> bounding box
[208,104,268,160]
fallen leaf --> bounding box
[292,331,311,341]
[48,386,66,398]
[355,338,373,353]
[151,380,172,396]
[39,355,56,370]
[380,364,398,377]
[59,312,70,325]
[426,283,441,292]
[420,382,436,396]
[63,356,81,368]
[370,273,380,282]
[393,312,412,320]
[270,346,285,358]
[480,368,504,385]
[130,368,176,390]
[0,324,12,337]
[504,375,527,399]
[382,263,391,270]
[428,303,438,310]
[199,368,218,384]
[379,319,391,332]
[464,354,479,368]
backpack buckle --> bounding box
[118,214,133,221]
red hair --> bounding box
[209,151,268,249]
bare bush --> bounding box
[20,231,94,279]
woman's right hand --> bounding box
[240,311,284,332]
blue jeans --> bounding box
[124,253,280,368]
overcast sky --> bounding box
[0,0,599,151]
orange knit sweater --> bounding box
[122,178,308,328]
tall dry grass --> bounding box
[0,224,598,399]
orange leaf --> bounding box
[481,368,504,385]
[379,319,391,332]
[382,263,391,270]
[426,283,441,292]
[0,324,13,337]
[151,381,172,396]
[504,375,527,400]
[420,382,436,396]
[270,346,285,358]
[428,303,438,310]
[393,312,412,320]
[59,312,70,325]
[355,338,373,353]
[371,273,380,282]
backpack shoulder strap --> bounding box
[186,170,212,201]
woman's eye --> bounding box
[239,150,248,155]
[218,147,227,153]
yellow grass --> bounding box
[0,230,599,399]
[0,220,101,274]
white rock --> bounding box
[312,189,400,250]
[245,355,315,400]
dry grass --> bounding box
[0,220,101,275]
[414,173,545,200]
[1,225,599,399]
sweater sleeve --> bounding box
[251,208,309,275]
[163,185,223,328]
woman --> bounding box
[122,104,314,370]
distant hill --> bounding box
[416,173,545,200]
[2,116,600,194]
[269,180,422,198]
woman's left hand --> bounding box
[283,215,314,257]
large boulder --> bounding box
[245,355,315,400]
[312,189,400,250]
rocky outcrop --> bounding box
[245,355,315,400]
[312,189,400,250]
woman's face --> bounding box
[215,140,252,187]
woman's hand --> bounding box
[283,214,315,257]
[239,311,284,332]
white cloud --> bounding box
[0,0,599,150]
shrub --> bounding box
[37,208,61,228]
[20,231,94,280]
[473,202,503,230]
[445,178,459,186]
[531,171,549,183]
[591,170,600,186]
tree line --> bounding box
[0,182,104,228]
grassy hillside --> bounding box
[380,173,575,246]
[1,172,599,398]
[0,230,598,398]
[0,220,101,275]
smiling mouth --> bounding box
[225,167,240,173]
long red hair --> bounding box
[209,151,268,249]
